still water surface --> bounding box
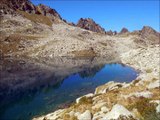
[0,57,138,120]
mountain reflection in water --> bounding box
[0,57,138,120]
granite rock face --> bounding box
[77,18,106,34]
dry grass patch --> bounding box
[0,34,41,56]
[17,10,53,27]
[146,69,152,73]
[127,98,160,120]
[71,49,97,58]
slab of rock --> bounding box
[123,91,153,99]
[100,104,135,120]
[95,81,124,94]
[77,110,92,120]
[92,102,107,110]
[76,93,93,104]
[147,80,160,89]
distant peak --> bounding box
[76,18,106,34]
[119,27,129,34]
[141,26,159,38]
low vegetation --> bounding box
[127,98,160,120]
[71,49,97,58]
[17,10,53,27]
[0,34,41,56]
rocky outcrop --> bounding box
[106,30,113,35]
[0,0,35,14]
[76,18,106,34]
[141,26,159,38]
[36,4,62,20]
[101,104,135,120]
[106,30,117,36]
[134,26,159,45]
[119,27,129,34]
[0,0,62,22]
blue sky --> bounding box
[31,0,159,32]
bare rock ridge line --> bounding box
[1,0,159,35]
[0,0,111,34]
[76,18,106,34]
[0,0,63,23]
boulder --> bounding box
[77,110,92,120]
[147,80,160,89]
[76,93,93,104]
[101,104,135,120]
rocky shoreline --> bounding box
[33,45,160,120]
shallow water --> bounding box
[0,57,138,120]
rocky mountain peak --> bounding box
[0,0,62,21]
[119,27,129,34]
[76,18,106,34]
[141,26,159,37]
[36,4,62,20]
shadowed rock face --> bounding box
[77,18,106,34]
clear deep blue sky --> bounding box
[31,0,159,32]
